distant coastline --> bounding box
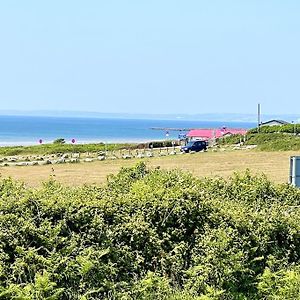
[0,115,256,147]
[0,110,299,123]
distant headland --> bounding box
[0,110,300,123]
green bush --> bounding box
[53,138,66,144]
[219,133,300,151]
[244,133,300,151]
[218,134,244,145]
[1,163,300,298]
[219,124,300,151]
[0,140,180,157]
[136,141,179,149]
[0,143,136,156]
[257,263,300,299]
[249,124,300,134]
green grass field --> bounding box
[0,149,297,186]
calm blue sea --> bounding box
[0,115,256,146]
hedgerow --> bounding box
[0,140,178,157]
[245,133,300,151]
[0,143,135,156]
[0,163,300,299]
[219,133,300,151]
[248,124,300,134]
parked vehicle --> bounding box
[181,140,207,153]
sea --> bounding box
[0,115,256,146]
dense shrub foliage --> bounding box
[248,124,300,134]
[245,133,300,151]
[219,124,300,151]
[1,163,300,299]
[219,133,300,151]
[0,140,179,156]
[0,143,135,156]
[148,140,180,148]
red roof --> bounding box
[187,128,247,139]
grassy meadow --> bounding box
[0,149,296,187]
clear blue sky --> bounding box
[0,1,299,115]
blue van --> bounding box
[181,140,207,153]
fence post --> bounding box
[290,156,300,187]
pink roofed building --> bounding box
[187,128,247,141]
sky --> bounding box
[0,1,299,115]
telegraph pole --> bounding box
[257,103,261,133]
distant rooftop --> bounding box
[187,128,247,139]
[261,119,290,126]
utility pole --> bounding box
[292,121,296,136]
[257,103,261,133]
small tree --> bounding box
[53,138,66,144]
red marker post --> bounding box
[71,138,76,157]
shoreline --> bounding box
[0,116,254,147]
[0,138,168,147]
